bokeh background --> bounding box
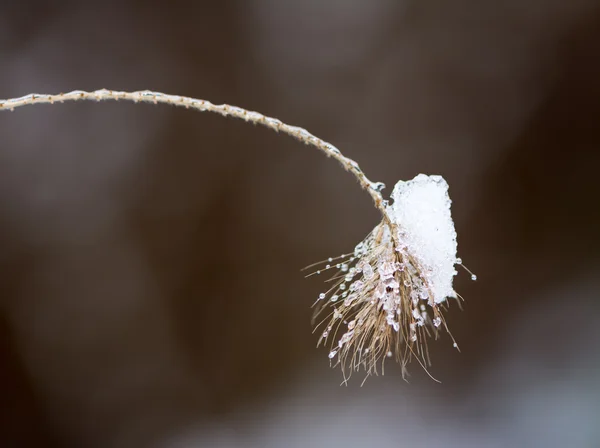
[1,1,600,447]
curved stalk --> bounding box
[0,89,392,223]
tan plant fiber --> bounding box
[0,89,467,382]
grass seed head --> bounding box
[309,174,465,383]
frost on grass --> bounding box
[388,174,458,304]
[308,174,463,382]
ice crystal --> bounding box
[308,174,466,381]
[388,174,458,304]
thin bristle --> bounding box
[308,219,455,381]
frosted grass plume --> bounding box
[307,174,470,383]
[0,89,473,382]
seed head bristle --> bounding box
[308,174,469,383]
[310,220,454,382]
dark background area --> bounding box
[1,1,600,447]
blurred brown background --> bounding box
[1,1,600,447]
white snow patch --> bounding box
[388,174,458,303]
